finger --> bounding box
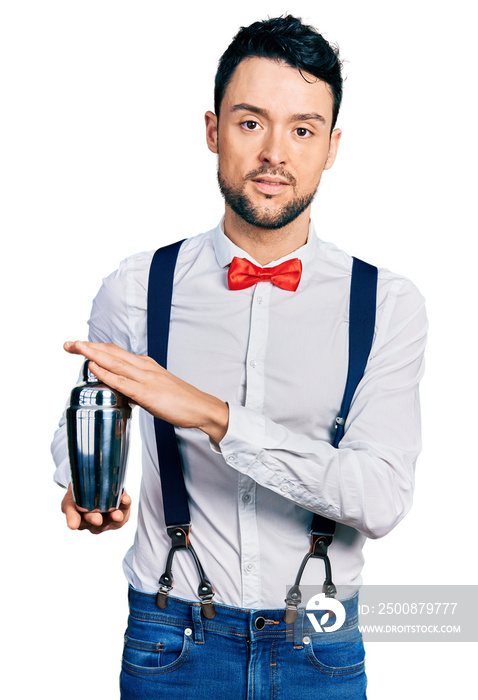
[61,485,82,530]
[66,342,145,389]
[108,510,124,523]
[85,491,131,530]
[88,508,130,534]
[108,492,132,523]
[64,503,82,530]
[62,484,131,534]
[64,340,86,355]
[119,490,132,508]
[64,341,139,368]
[82,511,104,527]
[63,341,138,402]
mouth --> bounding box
[250,177,291,195]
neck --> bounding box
[223,206,311,265]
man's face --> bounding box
[205,57,341,230]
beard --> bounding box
[217,167,318,230]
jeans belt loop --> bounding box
[192,602,205,644]
[293,607,305,648]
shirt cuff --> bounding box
[216,404,266,469]
[211,404,327,507]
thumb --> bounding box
[61,484,82,530]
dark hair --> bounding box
[214,15,343,131]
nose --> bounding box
[259,127,287,167]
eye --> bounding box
[241,120,260,131]
[295,127,312,138]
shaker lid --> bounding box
[68,359,131,408]
[82,360,100,384]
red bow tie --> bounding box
[228,257,302,292]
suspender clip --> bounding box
[284,584,302,624]
[156,582,172,609]
[198,581,216,620]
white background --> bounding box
[1,1,476,697]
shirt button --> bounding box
[245,563,255,572]
[280,483,291,492]
[257,296,263,304]
[250,360,257,368]
[226,454,237,464]
[242,494,251,503]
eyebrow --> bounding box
[291,112,326,125]
[230,103,326,125]
[231,103,268,117]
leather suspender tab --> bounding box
[167,524,191,548]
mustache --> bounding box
[244,166,297,187]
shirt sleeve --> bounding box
[50,258,138,488]
[218,276,428,540]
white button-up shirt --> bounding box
[52,220,427,608]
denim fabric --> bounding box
[120,586,367,699]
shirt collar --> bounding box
[213,217,319,269]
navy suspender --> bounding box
[147,244,378,619]
[148,240,190,526]
[148,240,216,619]
[284,257,377,622]
[333,257,378,447]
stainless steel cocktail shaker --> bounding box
[66,360,131,511]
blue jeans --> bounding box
[120,586,367,699]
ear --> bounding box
[324,128,342,170]
[205,111,218,154]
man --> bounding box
[52,15,427,699]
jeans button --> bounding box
[255,616,265,630]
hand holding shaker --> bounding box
[66,360,132,512]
